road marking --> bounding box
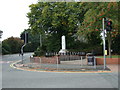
[0,61,14,64]
[10,60,112,73]
[10,60,22,68]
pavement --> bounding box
[107,64,119,72]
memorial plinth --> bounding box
[59,35,68,54]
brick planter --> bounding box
[30,56,60,64]
[96,58,119,65]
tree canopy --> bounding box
[78,2,118,38]
[20,29,41,52]
[27,2,119,55]
[2,37,23,54]
[27,2,87,52]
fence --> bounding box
[59,55,86,61]
[19,51,105,71]
[13,50,112,71]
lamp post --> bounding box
[21,32,27,64]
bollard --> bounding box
[56,55,59,71]
[39,57,41,68]
[94,56,96,69]
[81,56,83,67]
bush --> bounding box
[2,48,10,54]
[2,37,23,54]
[112,34,120,55]
[34,46,45,56]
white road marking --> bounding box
[0,61,13,64]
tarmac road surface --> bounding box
[1,53,119,88]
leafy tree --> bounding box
[77,2,119,55]
[27,2,119,55]
[20,29,41,52]
[111,34,120,54]
[78,2,118,33]
[78,2,118,38]
[27,2,86,52]
[2,37,23,54]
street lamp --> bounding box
[20,31,28,64]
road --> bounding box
[1,53,119,89]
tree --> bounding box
[27,2,119,55]
[2,37,23,54]
[27,2,86,52]
[77,2,119,55]
[78,2,118,33]
[111,33,120,54]
[20,29,42,52]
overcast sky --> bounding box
[0,0,38,41]
[0,0,116,41]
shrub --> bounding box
[34,46,45,56]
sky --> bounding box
[0,0,38,41]
[0,0,116,41]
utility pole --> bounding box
[102,18,106,69]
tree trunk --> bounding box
[108,31,112,58]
